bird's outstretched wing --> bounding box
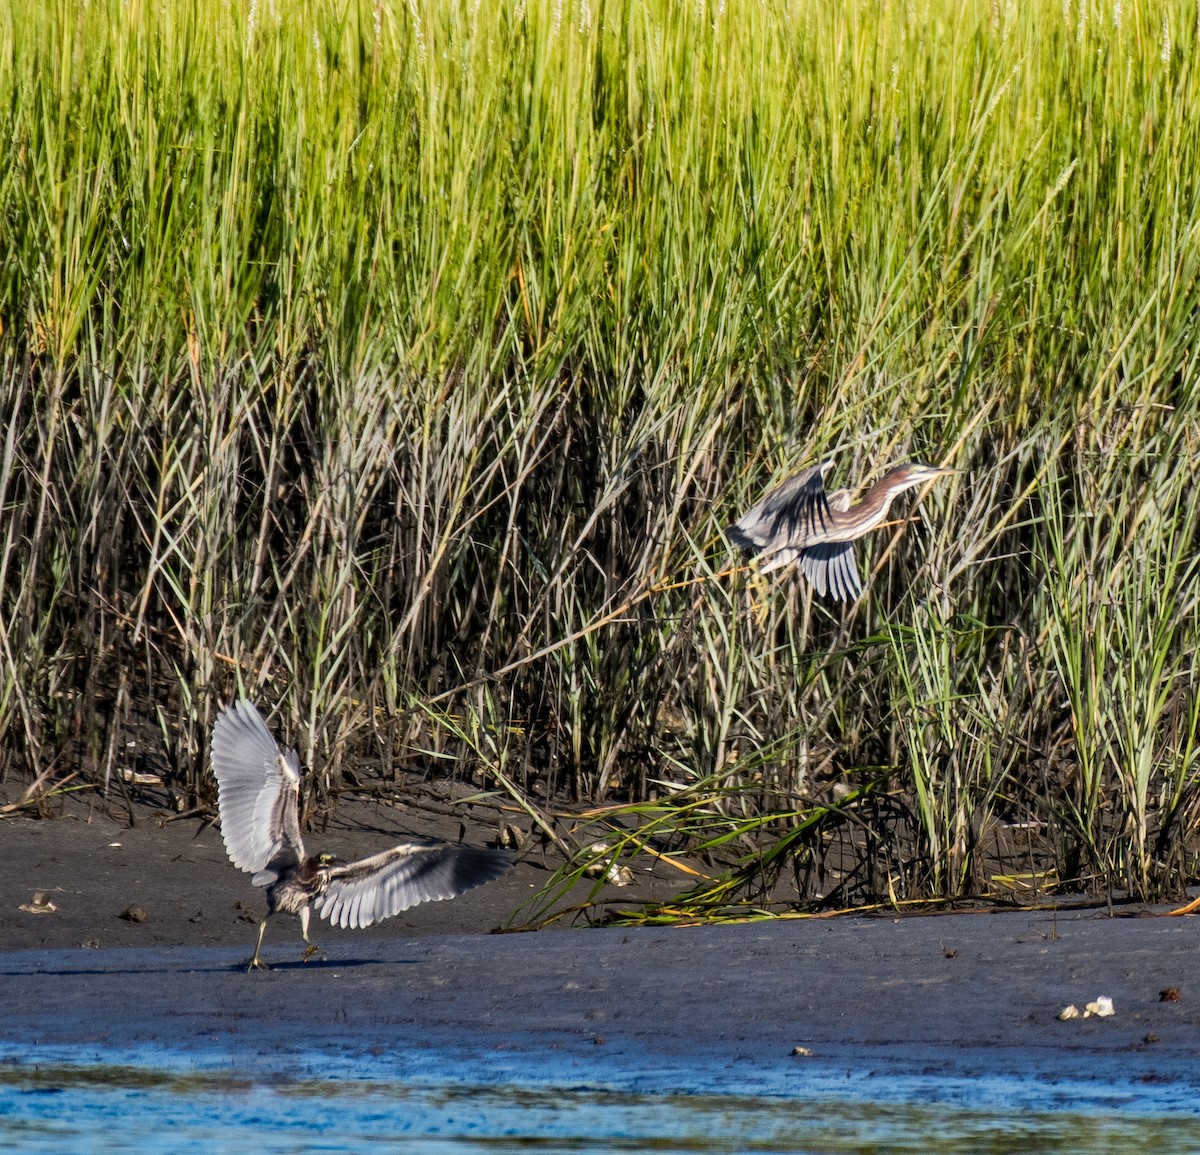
[728,461,834,555]
[799,541,863,602]
[317,843,515,930]
[210,700,306,876]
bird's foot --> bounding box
[749,572,771,626]
[302,942,321,963]
[245,955,270,972]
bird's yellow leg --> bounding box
[246,918,270,972]
[748,566,771,627]
[1166,896,1200,916]
[300,906,320,962]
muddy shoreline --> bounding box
[3,907,1199,1104]
[0,792,614,952]
[3,800,1199,1104]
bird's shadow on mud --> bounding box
[243,955,421,972]
[0,957,422,978]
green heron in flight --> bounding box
[728,460,956,601]
[210,700,514,970]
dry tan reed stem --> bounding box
[428,564,751,704]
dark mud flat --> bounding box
[0,796,582,952]
[3,911,1200,1113]
[4,801,1200,1145]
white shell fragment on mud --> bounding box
[18,891,57,915]
[1058,995,1115,1021]
[583,844,610,879]
[606,864,635,886]
[584,859,635,886]
[583,843,635,886]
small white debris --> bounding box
[583,835,614,864]
[1059,996,1115,1021]
[120,769,163,786]
[584,843,633,884]
[791,1046,813,1057]
[19,892,57,915]
[605,864,635,886]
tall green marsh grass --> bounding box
[3,0,1200,909]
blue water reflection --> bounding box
[2,1045,1198,1154]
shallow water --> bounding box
[5,920,1200,1153]
[3,1045,1199,1154]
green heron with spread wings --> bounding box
[211,700,514,970]
[728,460,956,601]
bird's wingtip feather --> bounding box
[726,524,756,551]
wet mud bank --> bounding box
[3,911,1199,1110]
